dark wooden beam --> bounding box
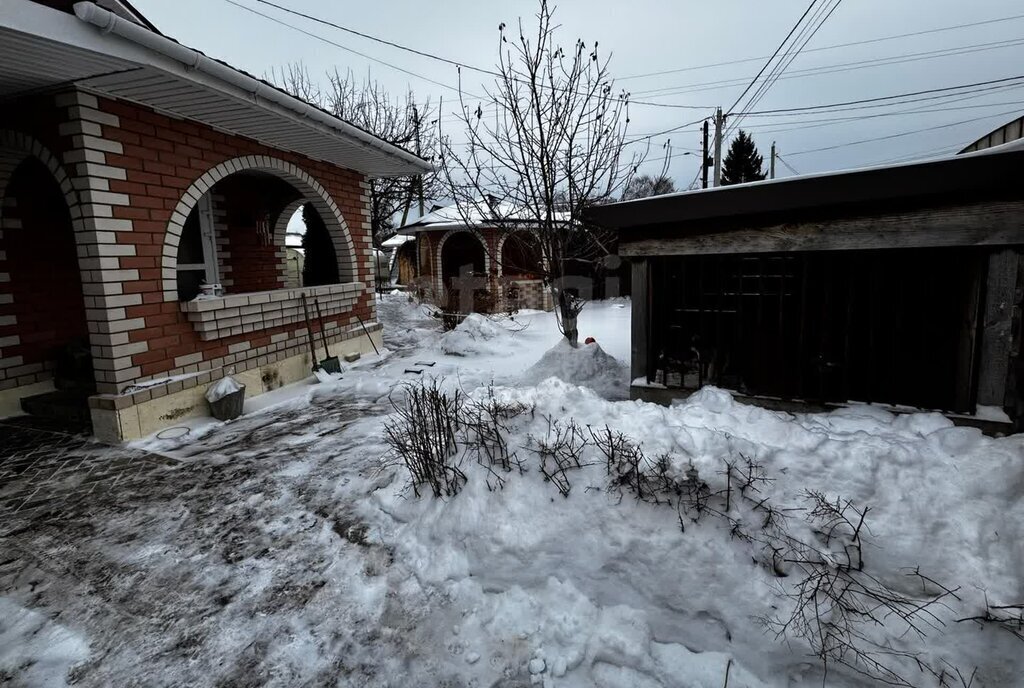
[631,258,649,381]
[619,200,1024,257]
[977,248,1020,408]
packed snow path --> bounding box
[1,296,1022,687]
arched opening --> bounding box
[2,157,91,394]
[500,231,543,278]
[174,170,339,301]
[165,156,356,301]
[441,231,488,314]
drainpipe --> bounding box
[72,2,431,175]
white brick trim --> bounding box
[161,156,359,297]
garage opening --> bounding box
[648,248,985,413]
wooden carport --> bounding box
[588,142,1024,432]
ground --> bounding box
[1,296,1022,688]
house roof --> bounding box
[1,0,432,178]
[394,200,567,235]
[588,137,1024,230]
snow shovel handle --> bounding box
[300,292,319,370]
[313,297,332,358]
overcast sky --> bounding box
[134,0,1024,194]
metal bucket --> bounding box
[209,384,245,421]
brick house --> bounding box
[0,0,430,441]
[395,202,553,314]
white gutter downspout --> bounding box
[72,1,432,175]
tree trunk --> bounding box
[558,290,579,347]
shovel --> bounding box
[314,297,342,374]
[300,292,321,375]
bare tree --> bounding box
[439,0,642,346]
[271,64,440,245]
[621,174,676,201]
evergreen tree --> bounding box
[300,203,339,286]
[720,130,766,186]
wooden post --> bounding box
[976,248,1020,408]
[631,258,650,382]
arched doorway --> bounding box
[2,157,91,399]
[499,231,543,278]
[440,231,487,314]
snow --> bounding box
[6,294,1023,687]
[524,338,629,400]
[204,375,242,403]
[0,598,89,687]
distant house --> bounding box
[589,140,1024,432]
[960,114,1024,154]
[0,0,430,441]
[394,202,553,313]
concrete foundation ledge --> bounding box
[90,329,382,443]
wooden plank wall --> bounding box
[619,200,1024,257]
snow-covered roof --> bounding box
[394,200,569,235]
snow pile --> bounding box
[524,338,630,399]
[204,375,242,403]
[439,313,506,356]
[371,381,1024,687]
[0,598,89,687]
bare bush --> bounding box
[383,380,466,498]
[956,594,1024,642]
[528,416,591,497]
[461,385,532,490]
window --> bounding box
[176,193,219,301]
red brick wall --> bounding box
[214,175,298,294]
[92,96,375,381]
[0,158,88,370]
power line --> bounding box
[786,106,1024,156]
[630,36,1024,101]
[775,154,800,175]
[244,0,716,112]
[726,0,820,116]
[734,74,1024,116]
[220,0,469,96]
[251,0,500,78]
[728,0,844,136]
[618,12,1024,81]
[742,95,1024,135]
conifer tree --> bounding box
[300,203,339,287]
[721,130,766,185]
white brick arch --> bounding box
[0,130,79,224]
[435,228,490,296]
[162,155,357,298]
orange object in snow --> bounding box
[584,337,596,345]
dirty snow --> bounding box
[2,294,1022,687]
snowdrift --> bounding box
[439,313,507,356]
[524,339,630,399]
[375,381,1024,688]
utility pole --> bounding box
[413,104,425,217]
[701,120,710,189]
[713,107,724,187]
[770,141,777,180]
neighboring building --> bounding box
[283,248,304,289]
[960,114,1024,154]
[395,203,553,313]
[0,0,430,441]
[589,140,1024,432]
